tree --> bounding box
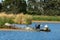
[43,0,60,16]
[2,0,27,14]
[0,3,2,12]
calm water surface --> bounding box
[0,22,60,40]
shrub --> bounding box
[0,17,14,26]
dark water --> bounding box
[0,23,60,40]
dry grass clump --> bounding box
[0,12,32,24]
[0,12,7,17]
[24,14,32,24]
[13,13,25,24]
[13,13,32,24]
[0,12,15,18]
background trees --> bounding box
[0,0,60,16]
[2,0,27,13]
[0,3,2,12]
[43,0,60,16]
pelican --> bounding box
[44,24,48,28]
[5,23,11,26]
[43,24,50,32]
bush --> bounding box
[0,17,14,26]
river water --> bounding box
[0,22,60,40]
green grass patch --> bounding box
[0,17,14,26]
[32,16,60,21]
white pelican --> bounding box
[5,23,11,26]
[44,24,48,28]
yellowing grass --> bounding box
[0,12,32,24]
[14,13,32,24]
[0,12,15,18]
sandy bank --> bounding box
[0,28,25,31]
[32,20,60,23]
[0,28,35,31]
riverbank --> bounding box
[32,20,60,23]
[0,28,29,31]
[0,21,60,31]
[0,28,38,32]
[0,29,20,31]
[0,13,60,27]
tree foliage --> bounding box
[44,0,60,16]
[2,0,27,13]
[0,3,2,12]
[0,0,60,16]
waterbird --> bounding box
[44,24,48,28]
[5,23,11,26]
